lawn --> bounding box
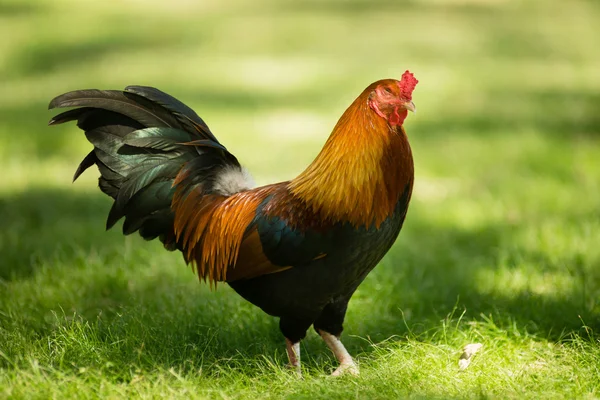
[1,0,600,398]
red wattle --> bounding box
[389,108,407,126]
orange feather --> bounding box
[289,80,414,228]
[172,184,284,285]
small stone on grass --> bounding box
[458,343,483,370]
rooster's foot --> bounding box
[331,361,359,376]
[318,330,359,377]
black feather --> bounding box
[77,109,143,133]
[124,85,217,142]
[73,151,97,182]
[122,181,174,235]
[182,139,228,152]
[99,178,119,198]
[92,146,136,179]
[106,201,123,230]
[138,210,173,240]
[49,89,181,129]
[49,107,93,125]
[85,126,128,156]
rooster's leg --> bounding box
[280,317,311,376]
[313,295,358,376]
[318,330,359,376]
[285,338,301,376]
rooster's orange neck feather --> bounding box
[289,87,414,228]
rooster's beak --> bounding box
[404,100,416,113]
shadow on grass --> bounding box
[0,188,124,281]
[1,187,598,375]
[0,188,282,373]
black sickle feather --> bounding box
[124,85,218,142]
[182,139,228,151]
[48,90,181,129]
[49,107,93,125]
[106,201,123,230]
[73,151,97,182]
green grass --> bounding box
[1,0,600,398]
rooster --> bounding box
[49,71,418,376]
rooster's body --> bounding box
[49,72,418,375]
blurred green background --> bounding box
[1,0,599,398]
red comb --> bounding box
[399,70,418,100]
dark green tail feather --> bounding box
[49,86,240,249]
[122,181,175,235]
[122,127,192,151]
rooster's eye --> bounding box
[383,87,393,94]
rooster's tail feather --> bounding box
[49,86,251,250]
